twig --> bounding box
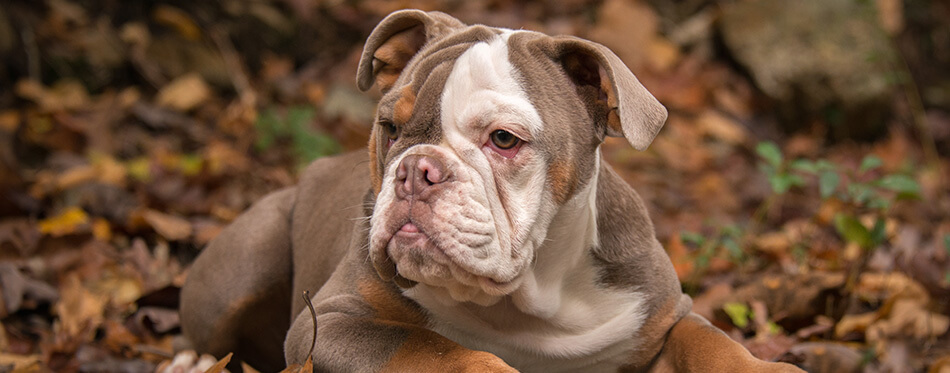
[134,344,175,358]
[301,290,318,363]
[20,25,40,82]
[208,26,256,109]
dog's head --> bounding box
[360,10,666,305]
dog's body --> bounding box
[180,10,802,372]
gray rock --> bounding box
[719,0,897,139]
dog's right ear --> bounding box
[357,10,464,93]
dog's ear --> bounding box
[550,37,667,150]
[357,10,465,93]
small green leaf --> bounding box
[815,160,837,171]
[859,155,883,173]
[721,224,743,238]
[848,183,874,204]
[869,217,887,247]
[875,175,920,196]
[723,302,750,328]
[756,142,783,168]
[790,159,818,174]
[867,196,891,210]
[767,321,783,335]
[723,238,743,261]
[943,234,950,254]
[680,231,706,246]
[834,214,872,249]
[819,171,840,199]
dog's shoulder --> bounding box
[592,161,679,293]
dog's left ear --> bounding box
[547,37,667,150]
[357,10,464,93]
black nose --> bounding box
[395,155,449,198]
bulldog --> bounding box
[180,9,803,373]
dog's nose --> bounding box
[395,155,448,198]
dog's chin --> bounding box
[379,229,523,306]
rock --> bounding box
[719,0,896,140]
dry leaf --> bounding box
[156,73,211,112]
[142,209,192,241]
[835,311,879,338]
[38,206,90,236]
[665,234,694,282]
[152,5,202,41]
[0,219,41,257]
[753,231,790,257]
[697,110,748,145]
[203,352,232,373]
[54,274,107,340]
[279,357,313,373]
[0,353,43,373]
[0,263,59,317]
[779,342,863,373]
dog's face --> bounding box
[360,10,666,305]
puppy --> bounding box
[180,9,803,372]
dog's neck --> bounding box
[506,153,602,319]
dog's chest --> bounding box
[405,267,648,372]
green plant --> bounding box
[679,224,746,294]
[786,152,919,250]
[255,106,340,165]
[755,141,922,289]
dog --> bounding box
[180,9,804,372]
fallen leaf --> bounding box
[931,356,950,373]
[280,357,313,373]
[752,231,790,257]
[152,5,202,41]
[142,209,192,241]
[156,73,211,112]
[54,274,107,340]
[697,110,748,145]
[0,263,59,317]
[732,272,846,330]
[0,353,43,373]
[778,342,863,373]
[203,352,232,373]
[0,219,41,257]
[834,311,879,338]
[665,234,694,282]
[38,206,90,236]
[866,298,949,343]
[130,307,180,335]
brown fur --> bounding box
[393,85,417,125]
[382,329,517,372]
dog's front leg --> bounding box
[284,276,516,372]
[649,313,804,372]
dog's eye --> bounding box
[490,130,520,149]
[379,120,398,141]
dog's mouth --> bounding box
[371,211,524,302]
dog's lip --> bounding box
[383,220,518,292]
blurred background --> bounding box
[0,0,948,372]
